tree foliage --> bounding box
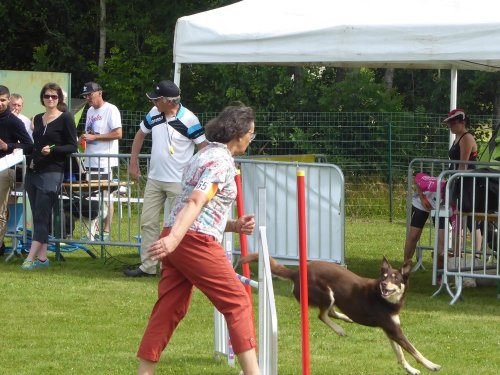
[1,0,499,120]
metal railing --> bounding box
[4,153,151,261]
[407,158,500,303]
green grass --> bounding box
[1,218,499,374]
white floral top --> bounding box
[165,142,237,242]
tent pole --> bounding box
[449,68,458,148]
[174,63,182,87]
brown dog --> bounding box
[238,254,441,375]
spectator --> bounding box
[446,109,477,170]
[136,104,259,375]
[403,173,446,267]
[404,109,481,271]
[9,93,34,191]
[79,82,122,240]
[124,80,206,277]
[0,86,33,256]
[9,93,33,140]
[446,108,482,260]
[21,83,77,270]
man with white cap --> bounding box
[125,80,207,277]
[80,82,122,240]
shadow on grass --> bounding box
[0,245,146,282]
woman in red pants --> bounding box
[136,104,259,375]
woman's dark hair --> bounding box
[205,104,255,143]
[39,82,66,112]
[464,115,470,127]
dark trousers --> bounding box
[25,171,63,243]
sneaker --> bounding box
[93,233,110,241]
[21,259,36,270]
[34,259,50,268]
[123,267,156,277]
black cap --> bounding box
[146,80,180,100]
[81,82,102,96]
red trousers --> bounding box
[137,228,256,362]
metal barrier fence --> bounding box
[236,158,345,265]
[434,170,500,304]
[407,159,500,304]
[5,154,345,268]
[4,153,151,261]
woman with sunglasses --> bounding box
[21,82,77,270]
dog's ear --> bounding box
[381,256,390,274]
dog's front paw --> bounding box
[421,358,441,372]
[427,363,441,372]
[334,326,347,336]
[403,362,420,375]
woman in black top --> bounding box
[446,108,478,169]
[445,108,481,264]
[21,83,77,270]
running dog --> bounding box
[238,254,441,375]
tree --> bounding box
[98,0,107,70]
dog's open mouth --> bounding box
[380,285,396,297]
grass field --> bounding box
[0,218,499,374]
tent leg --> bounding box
[174,63,182,87]
[449,68,458,148]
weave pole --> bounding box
[235,169,256,336]
[235,169,253,298]
[297,169,310,375]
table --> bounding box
[62,179,129,191]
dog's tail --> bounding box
[238,253,296,280]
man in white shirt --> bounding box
[124,80,207,277]
[9,93,32,140]
[79,82,122,240]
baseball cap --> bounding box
[81,82,102,96]
[443,108,466,122]
[146,80,180,100]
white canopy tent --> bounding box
[173,0,500,110]
[172,0,500,263]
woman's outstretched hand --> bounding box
[148,235,179,261]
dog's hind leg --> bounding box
[385,316,441,374]
[318,307,346,336]
[328,306,353,323]
[325,287,353,323]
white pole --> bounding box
[449,68,458,148]
[174,63,182,87]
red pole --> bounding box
[297,169,310,375]
[234,169,256,336]
[235,169,253,298]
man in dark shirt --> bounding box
[0,85,33,255]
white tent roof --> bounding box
[174,0,500,71]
